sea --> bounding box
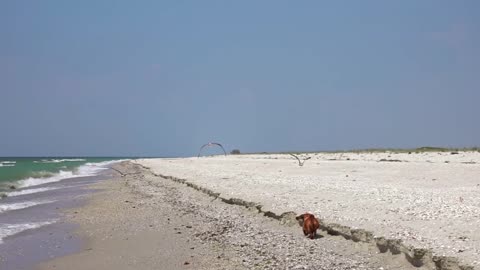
[0,157,125,269]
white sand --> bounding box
[137,151,480,268]
[38,162,422,270]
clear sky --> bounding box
[1,1,479,157]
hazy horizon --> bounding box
[2,1,479,157]
[1,145,480,158]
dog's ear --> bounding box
[296,214,305,226]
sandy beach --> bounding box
[33,151,480,270]
[34,159,453,270]
[133,151,480,270]
[5,1,478,269]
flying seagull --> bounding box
[198,142,227,157]
[289,153,311,166]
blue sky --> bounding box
[1,1,479,157]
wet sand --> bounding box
[37,163,245,270]
[0,174,110,270]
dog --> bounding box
[296,213,320,239]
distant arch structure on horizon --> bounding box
[198,142,227,157]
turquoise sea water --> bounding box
[0,157,121,192]
[0,157,127,262]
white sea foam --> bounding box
[0,221,56,244]
[0,161,16,164]
[7,187,60,197]
[17,159,127,189]
[18,170,77,188]
[79,159,127,174]
[34,159,86,163]
[0,163,15,167]
[0,200,55,213]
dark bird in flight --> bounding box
[289,154,311,166]
[198,142,227,157]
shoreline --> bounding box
[37,162,246,270]
[37,161,448,270]
[0,172,111,270]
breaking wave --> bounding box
[0,221,57,244]
[7,187,60,197]
[17,160,126,189]
[0,161,16,164]
[0,200,56,213]
[34,159,87,164]
[0,162,15,168]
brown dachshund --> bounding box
[296,213,320,239]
